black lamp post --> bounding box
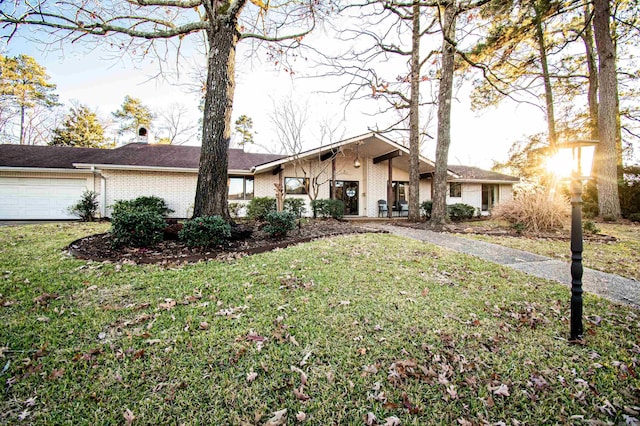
[553,139,598,341]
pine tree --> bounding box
[50,105,107,148]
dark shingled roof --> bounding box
[0,143,285,171]
[0,144,105,169]
[448,165,519,182]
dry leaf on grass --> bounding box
[296,411,306,422]
[383,416,401,426]
[364,412,377,425]
[246,371,258,382]
[493,383,510,397]
[264,408,287,426]
[123,408,135,426]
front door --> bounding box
[334,181,359,215]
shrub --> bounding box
[110,209,166,247]
[310,199,344,219]
[583,220,600,235]
[68,190,99,222]
[284,198,306,218]
[247,197,276,221]
[325,199,345,219]
[310,199,326,219]
[420,201,433,220]
[228,202,243,218]
[447,203,475,222]
[263,211,296,238]
[111,196,173,217]
[629,213,640,222]
[179,216,231,247]
[492,191,570,232]
[602,214,617,222]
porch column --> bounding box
[387,158,393,218]
[331,157,336,199]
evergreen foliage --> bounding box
[179,216,231,247]
[50,105,107,147]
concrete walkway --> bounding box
[368,223,640,308]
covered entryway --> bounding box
[333,180,359,215]
[0,177,88,219]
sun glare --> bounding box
[545,149,574,178]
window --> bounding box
[482,184,499,211]
[285,177,309,195]
[228,176,254,200]
[449,182,462,198]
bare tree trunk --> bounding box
[193,21,239,220]
[582,3,598,142]
[593,0,621,219]
[431,1,456,228]
[19,105,25,145]
[533,3,556,149]
[407,2,421,222]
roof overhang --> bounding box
[0,166,94,174]
[449,179,519,184]
[252,132,455,176]
[72,163,251,175]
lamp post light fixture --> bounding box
[553,139,598,341]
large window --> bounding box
[391,181,409,207]
[285,177,309,195]
[228,176,254,200]
[482,184,499,211]
[449,182,462,198]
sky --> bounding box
[3,25,551,170]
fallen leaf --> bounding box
[493,383,510,397]
[33,293,58,305]
[158,299,176,310]
[123,408,135,426]
[364,412,377,425]
[264,408,287,426]
[296,411,306,422]
[48,368,64,380]
[293,386,310,401]
[402,392,421,413]
[291,366,308,385]
[199,322,209,330]
[383,416,401,426]
[446,384,458,400]
[247,371,258,382]
[339,300,350,306]
[289,335,299,346]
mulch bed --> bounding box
[68,219,383,265]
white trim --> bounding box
[252,132,443,174]
[72,163,251,175]
[0,166,93,174]
[449,179,518,184]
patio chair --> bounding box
[377,200,388,217]
[399,200,409,217]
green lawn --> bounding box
[459,222,640,281]
[1,223,639,425]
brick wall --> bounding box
[101,170,197,218]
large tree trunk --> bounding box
[431,1,456,228]
[593,0,621,219]
[408,2,421,222]
[533,2,556,149]
[193,20,239,220]
[582,3,598,142]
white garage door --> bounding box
[0,177,88,220]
